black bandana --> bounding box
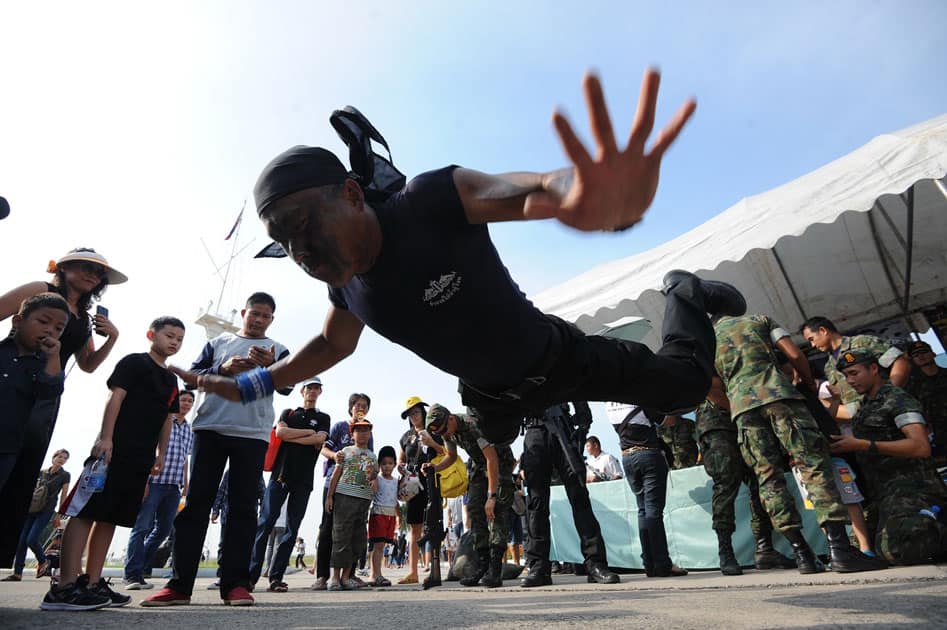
[253,146,349,216]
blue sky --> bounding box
[2,1,945,557]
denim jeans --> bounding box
[125,482,181,580]
[622,449,671,573]
[249,479,312,584]
[13,509,54,574]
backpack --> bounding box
[29,475,50,514]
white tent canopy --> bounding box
[535,114,947,348]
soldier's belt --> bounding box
[622,446,660,454]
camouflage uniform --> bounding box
[851,383,947,564]
[715,314,848,531]
[695,400,770,536]
[907,366,947,466]
[659,419,699,469]
[446,413,515,551]
[823,335,903,416]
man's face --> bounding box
[430,415,456,439]
[260,184,361,288]
[241,303,274,338]
[150,325,185,358]
[14,307,68,351]
[842,362,879,394]
[178,393,194,416]
[586,440,601,457]
[911,348,935,368]
[302,383,322,404]
[802,326,833,353]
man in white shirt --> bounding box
[585,436,623,482]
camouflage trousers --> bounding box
[699,429,770,536]
[735,400,848,531]
[466,445,516,550]
[659,422,699,469]
[865,469,947,565]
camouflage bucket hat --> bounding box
[836,348,876,370]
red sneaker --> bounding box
[140,587,191,607]
[223,585,254,606]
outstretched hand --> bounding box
[524,68,696,232]
[169,365,241,402]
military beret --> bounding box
[836,348,877,370]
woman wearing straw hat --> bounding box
[0,247,127,565]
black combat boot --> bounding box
[716,530,743,576]
[478,546,506,588]
[783,528,823,574]
[662,270,747,317]
[459,548,490,587]
[586,561,620,584]
[520,563,552,588]
[824,522,887,573]
[754,533,797,570]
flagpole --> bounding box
[217,199,245,314]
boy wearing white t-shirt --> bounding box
[367,446,398,587]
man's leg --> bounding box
[699,430,745,574]
[141,485,181,575]
[166,431,229,596]
[315,485,333,581]
[249,480,287,585]
[521,426,553,574]
[479,445,515,587]
[218,436,267,596]
[268,486,310,584]
[638,449,673,574]
[125,482,164,582]
[459,466,489,586]
[621,452,653,573]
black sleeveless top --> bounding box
[46,283,92,368]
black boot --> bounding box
[824,522,887,573]
[662,270,747,317]
[754,533,797,570]
[520,563,552,588]
[479,546,506,588]
[586,561,620,584]
[460,548,490,587]
[783,528,823,574]
[716,530,743,576]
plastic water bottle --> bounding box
[82,456,108,494]
[918,505,941,520]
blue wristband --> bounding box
[235,367,275,404]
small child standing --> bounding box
[325,418,376,591]
[367,445,399,587]
[0,293,67,490]
[42,316,185,611]
[295,537,307,569]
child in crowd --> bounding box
[43,316,184,611]
[295,537,307,569]
[0,293,67,491]
[325,418,377,591]
[368,445,399,587]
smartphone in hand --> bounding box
[95,305,109,336]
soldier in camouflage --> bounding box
[714,313,885,573]
[830,348,947,565]
[659,415,699,469]
[695,377,795,575]
[906,341,947,466]
[421,403,515,588]
[801,316,909,421]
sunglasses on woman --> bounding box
[66,261,108,278]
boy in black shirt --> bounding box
[44,317,184,611]
[249,377,329,591]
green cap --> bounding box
[425,404,451,430]
[836,348,876,370]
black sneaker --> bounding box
[40,574,111,611]
[90,577,132,607]
[123,576,153,590]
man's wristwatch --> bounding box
[867,440,879,454]
[488,492,498,499]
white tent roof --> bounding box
[535,114,947,348]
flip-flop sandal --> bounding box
[370,577,392,587]
[397,575,418,584]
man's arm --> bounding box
[455,69,695,232]
[776,337,816,391]
[152,415,173,475]
[830,423,931,458]
[94,388,126,463]
[888,355,910,388]
[482,444,500,521]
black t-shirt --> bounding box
[399,427,443,473]
[615,407,661,450]
[274,407,331,489]
[107,353,179,473]
[45,283,92,367]
[328,167,556,390]
[37,467,71,513]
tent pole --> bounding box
[902,186,915,315]
[770,247,808,323]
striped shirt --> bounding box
[151,416,194,486]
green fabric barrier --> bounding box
[549,466,828,569]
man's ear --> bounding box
[146,329,155,341]
[11,314,21,329]
[341,178,365,208]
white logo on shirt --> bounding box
[423,272,462,306]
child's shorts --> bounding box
[64,460,149,527]
[368,512,396,544]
